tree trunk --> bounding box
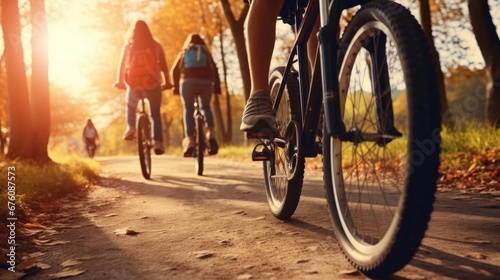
[220,0,250,100]
[419,0,450,126]
[2,0,34,160]
[30,0,52,162]
[468,0,500,128]
[217,9,232,145]
[0,54,6,155]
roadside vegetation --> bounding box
[213,122,499,193]
[0,155,100,229]
[438,123,499,191]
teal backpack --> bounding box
[183,44,208,68]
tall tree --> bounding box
[1,0,34,160]
[219,0,250,100]
[0,54,7,155]
[215,10,232,144]
[419,0,451,125]
[30,0,51,161]
[468,0,500,127]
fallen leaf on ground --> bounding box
[222,254,238,260]
[17,257,51,271]
[23,223,44,229]
[472,240,492,245]
[32,239,52,245]
[60,259,82,267]
[105,213,118,217]
[252,216,266,221]
[39,240,70,246]
[19,228,44,236]
[114,228,139,236]
[236,274,253,280]
[218,240,230,246]
[49,269,86,278]
[465,252,487,259]
[25,252,45,259]
[193,251,215,259]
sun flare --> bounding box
[47,17,102,95]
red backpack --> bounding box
[125,45,161,90]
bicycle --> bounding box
[184,89,216,176]
[136,92,153,179]
[116,85,169,180]
[250,0,441,277]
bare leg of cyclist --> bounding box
[246,0,284,93]
[240,0,285,134]
[308,16,320,71]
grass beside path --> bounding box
[211,123,499,192]
[0,155,100,228]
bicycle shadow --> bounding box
[402,243,500,280]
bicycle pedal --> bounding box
[251,143,271,161]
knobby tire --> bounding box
[263,67,305,220]
[322,1,441,277]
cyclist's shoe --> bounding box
[154,141,165,155]
[182,137,195,157]
[240,90,277,139]
[123,126,136,141]
[206,131,219,155]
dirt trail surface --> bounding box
[7,156,500,279]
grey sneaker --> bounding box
[240,91,276,138]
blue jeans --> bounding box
[180,79,214,137]
[126,86,163,142]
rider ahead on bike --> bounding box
[114,20,172,155]
[82,119,99,157]
[171,33,221,157]
[240,0,318,137]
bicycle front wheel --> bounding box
[263,67,305,220]
[195,115,204,176]
[137,114,152,179]
[323,0,440,277]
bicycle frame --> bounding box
[273,0,371,157]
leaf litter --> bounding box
[114,228,140,236]
[48,269,86,279]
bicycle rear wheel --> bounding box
[195,115,204,176]
[263,67,305,220]
[323,1,440,277]
[137,114,152,179]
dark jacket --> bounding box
[171,44,221,94]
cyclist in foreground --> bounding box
[114,20,172,155]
